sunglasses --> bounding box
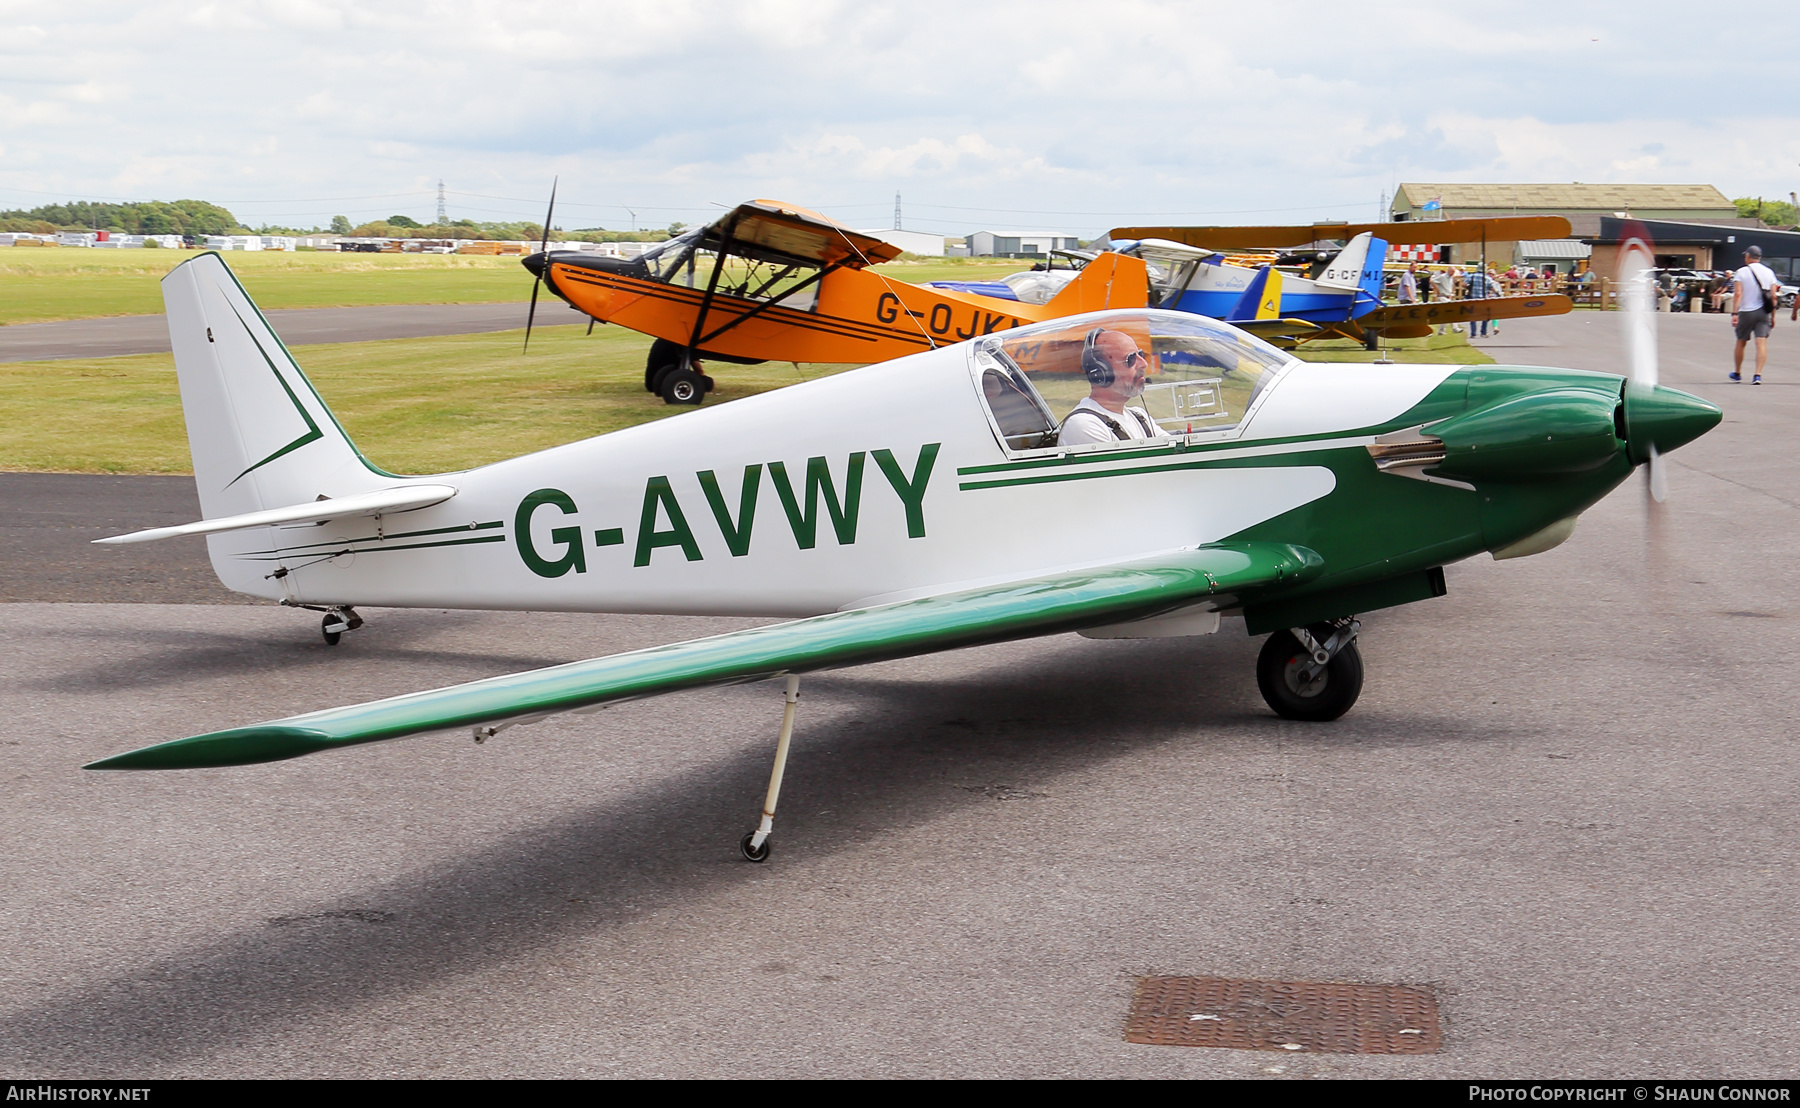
[1122,349,1148,368]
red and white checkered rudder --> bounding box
[1389,243,1444,263]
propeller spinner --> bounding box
[1617,233,1667,503]
[1614,230,1721,514]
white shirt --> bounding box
[1057,397,1172,446]
[1736,263,1779,312]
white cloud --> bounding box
[0,0,1795,232]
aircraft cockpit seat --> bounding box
[982,369,1058,450]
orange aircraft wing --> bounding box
[723,200,904,268]
[1359,294,1574,330]
[1109,216,1573,250]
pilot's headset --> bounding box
[1081,327,1115,387]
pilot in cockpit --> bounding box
[1056,328,1174,446]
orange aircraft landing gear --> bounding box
[645,339,715,405]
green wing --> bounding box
[87,542,1322,771]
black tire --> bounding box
[659,368,706,405]
[645,338,683,392]
[1256,627,1363,722]
[1363,331,1380,351]
[321,615,341,647]
[739,832,770,863]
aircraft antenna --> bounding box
[894,191,902,231]
[436,180,448,225]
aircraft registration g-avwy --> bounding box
[88,251,1719,862]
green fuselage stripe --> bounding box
[958,443,1356,490]
[243,520,504,556]
[238,533,507,561]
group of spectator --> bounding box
[1392,261,1582,336]
[1380,247,1791,385]
[1394,262,1594,305]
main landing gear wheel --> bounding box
[739,831,770,863]
[659,367,710,405]
[644,338,681,393]
[1256,623,1363,721]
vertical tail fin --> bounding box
[1226,266,1284,321]
[1043,252,1151,314]
[1314,232,1389,318]
[1315,232,1379,291]
[161,253,384,521]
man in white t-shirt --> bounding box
[1731,245,1780,384]
[1056,328,1174,446]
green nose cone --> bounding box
[1623,382,1722,465]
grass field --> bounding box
[1298,329,1495,364]
[0,320,1489,475]
[0,248,1038,326]
[0,249,528,325]
[0,323,862,475]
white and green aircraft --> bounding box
[88,249,1718,861]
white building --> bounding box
[967,230,1082,257]
[259,236,297,251]
[204,235,263,251]
[856,228,946,257]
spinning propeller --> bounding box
[523,177,557,352]
[1618,233,1667,503]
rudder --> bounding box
[162,253,383,521]
[1043,252,1150,314]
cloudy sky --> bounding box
[3,1,1797,235]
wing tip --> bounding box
[85,726,338,771]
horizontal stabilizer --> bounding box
[1360,294,1573,331]
[93,484,458,545]
[86,542,1322,770]
[1234,318,1322,340]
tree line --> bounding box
[341,215,678,242]
[1733,197,1799,229]
[0,197,690,242]
[0,199,245,236]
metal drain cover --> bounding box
[1126,975,1441,1054]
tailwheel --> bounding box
[1256,620,1363,721]
[320,606,363,647]
[739,831,770,863]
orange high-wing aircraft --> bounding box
[522,200,1147,404]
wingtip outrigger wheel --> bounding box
[740,674,801,863]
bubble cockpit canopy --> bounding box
[970,310,1296,454]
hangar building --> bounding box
[1387,183,1761,272]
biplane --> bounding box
[1107,215,1579,348]
[522,199,1147,405]
[86,248,1718,863]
